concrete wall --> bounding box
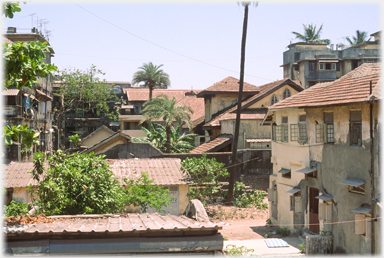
[248,86,301,108]
[81,129,114,147]
[10,187,37,204]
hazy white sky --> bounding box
[2,1,382,89]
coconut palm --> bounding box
[140,94,193,153]
[132,62,170,100]
[346,30,371,46]
[292,23,330,45]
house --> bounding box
[4,213,223,255]
[80,125,115,148]
[282,31,380,88]
[197,77,303,152]
[3,27,56,156]
[263,63,380,254]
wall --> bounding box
[98,141,163,159]
[81,129,114,147]
[248,86,301,109]
[178,184,190,214]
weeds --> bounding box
[275,227,291,236]
[299,241,306,254]
[226,244,254,256]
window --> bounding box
[325,63,331,70]
[350,110,362,146]
[272,123,277,141]
[298,115,307,143]
[309,61,316,71]
[276,125,282,141]
[319,63,324,70]
[270,94,278,106]
[336,62,340,71]
[290,124,298,141]
[324,112,334,143]
[290,196,295,211]
[282,88,291,100]
[316,123,325,143]
[282,116,288,142]
[332,63,336,70]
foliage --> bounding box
[3,200,30,217]
[299,241,306,254]
[28,150,128,215]
[226,244,254,256]
[3,2,21,18]
[275,227,291,236]
[53,65,120,135]
[132,62,170,100]
[3,124,39,151]
[292,23,330,45]
[266,218,271,225]
[346,30,371,46]
[132,123,197,153]
[3,41,58,89]
[140,94,193,153]
[124,172,175,213]
[181,154,229,204]
[232,182,268,209]
[69,134,81,149]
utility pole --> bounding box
[226,2,252,203]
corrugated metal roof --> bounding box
[339,178,366,187]
[278,168,291,174]
[4,213,222,235]
[315,194,333,201]
[296,167,317,174]
[3,162,39,188]
[286,188,301,194]
[351,203,371,214]
[106,158,190,186]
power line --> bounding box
[72,3,274,82]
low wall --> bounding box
[306,235,333,254]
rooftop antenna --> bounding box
[25,13,36,28]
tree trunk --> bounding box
[149,85,153,101]
[166,126,171,153]
[226,2,249,204]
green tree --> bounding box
[132,62,170,100]
[181,154,229,205]
[346,30,371,46]
[53,65,120,140]
[132,123,197,153]
[3,2,21,18]
[29,151,128,215]
[124,172,175,213]
[292,23,330,44]
[4,124,39,152]
[140,94,193,153]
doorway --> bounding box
[309,187,319,233]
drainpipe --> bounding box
[369,80,375,254]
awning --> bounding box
[278,168,291,174]
[3,89,20,96]
[36,89,52,101]
[296,167,317,174]
[315,194,333,201]
[24,93,37,100]
[287,188,301,194]
[351,203,371,214]
[246,139,271,143]
[110,121,121,126]
[318,59,338,63]
[339,178,366,187]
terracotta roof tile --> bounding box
[126,89,201,102]
[3,162,41,188]
[2,89,20,96]
[270,63,380,110]
[105,158,190,185]
[204,76,258,92]
[219,113,266,121]
[176,95,205,123]
[190,135,232,154]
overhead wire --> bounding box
[72,2,275,82]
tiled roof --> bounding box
[270,63,380,110]
[203,76,258,92]
[126,89,200,102]
[219,113,266,121]
[3,162,40,188]
[106,158,190,185]
[3,213,222,235]
[203,78,302,128]
[3,36,13,44]
[176,95,205,123]
[2,89,20,96]
[190,135,232,154]
[246,139,271,143]
[81,125,115,143]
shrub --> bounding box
[226,244,254,256]
[3,201,30,217]
[276,227,291,236]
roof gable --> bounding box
[82,131,131,154]
[81,125,115,144]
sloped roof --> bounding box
[2,89,20,96]
[203,78,302,128]
[105,158,190,185]
[219,113,266,121]
[269,63,380,110]
[126,89,200,102]
[176,95,205,123]
[81,130,131,154]
[197,76,259,97]
[190,135,232,154]
[3,162,40,188]
[81,125,115,143]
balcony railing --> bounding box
[3,105,22,117]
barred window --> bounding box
[350,110,362,146]
[298,115,307,143]
[324,112,334,144]
[282,124,289,142]
[290,124,298,141]
[316,124,325,143]
[276,125,282,141]
[272,124,277,141]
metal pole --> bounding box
[369,80,375,254]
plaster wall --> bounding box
[178,184,190,215]
[205,94,248,121]
[248,86,300,108]
[11,187,38,204]
[81,129,114,147]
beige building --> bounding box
[264,63,380,254]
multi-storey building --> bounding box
[282,31,380,88]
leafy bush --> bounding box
[233,182,268,209]
[299,241,306,254]
[181,154,229,204]
[226,244,254,256]
[3,201,30,217]
[275,227,291,236]
[69,134,81,149]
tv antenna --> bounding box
[25,13,36,28]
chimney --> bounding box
[6,27,16,33]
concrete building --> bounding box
[3,27,56,156]
[263,63,380,254]
[282,31,380,88]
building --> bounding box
[3,27,56,156]
[264,63,380,254]
[282,31,380,88]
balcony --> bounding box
[3,105,22,117]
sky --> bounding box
[2,0,382,90]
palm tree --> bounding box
[140,94,193,153]
[346,30,371,46]
[292,23,330,44]
[132,62,170,100]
